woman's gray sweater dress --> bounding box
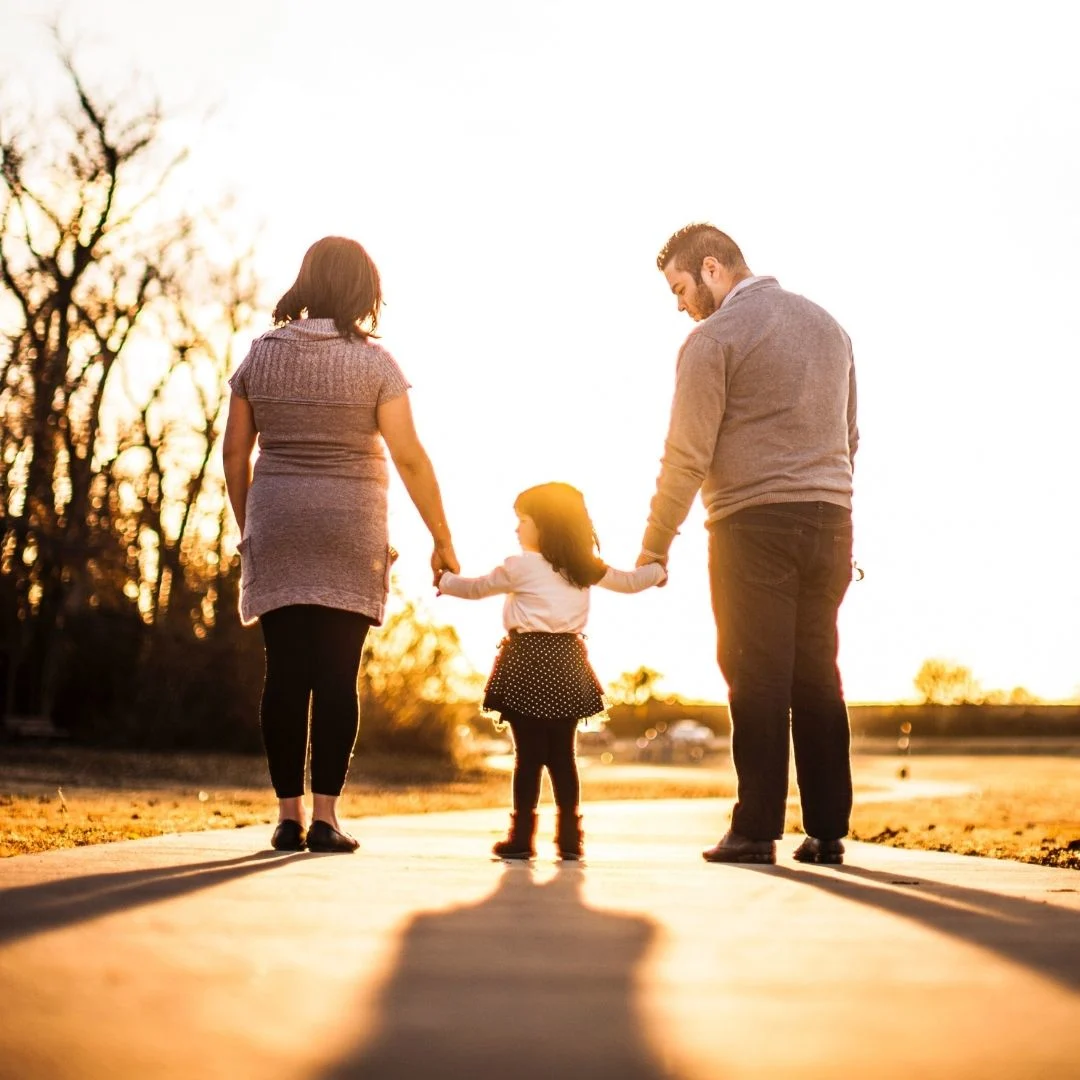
[227,318,409,626]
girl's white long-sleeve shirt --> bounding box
[438,551,666,633]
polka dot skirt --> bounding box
[483,631,606,722]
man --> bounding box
[638,223,858,865]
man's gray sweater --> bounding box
[642,276,858,557]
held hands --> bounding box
[431,538,460,588]
[636,551,669,587]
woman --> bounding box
[223,236,459,853]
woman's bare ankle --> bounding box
[278,796,306,825]
[311,793,342,831]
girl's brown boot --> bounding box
[492,812,536,859]
[556,811,584,860]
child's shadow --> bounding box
[0,851,304,946]
[325,864,669,1080]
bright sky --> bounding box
[3,1,1079,703]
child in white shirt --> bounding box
[436,481,665,860]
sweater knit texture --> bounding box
[642,277,858,556]
[228,318,409,625]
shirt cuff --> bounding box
[643,561,668,585]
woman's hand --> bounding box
[432,538,460,584]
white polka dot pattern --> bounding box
[483,632,606,722]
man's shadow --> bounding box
[0,850,304,946]
[326,864,671,1080]
[749,862,1080,992]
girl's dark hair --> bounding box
[272,236,382,339]
[514,482,607,589]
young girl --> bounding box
[436,482,666,860]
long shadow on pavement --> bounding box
[748,862,1080,993]
[0,850,304,946]
[325,863,674,1080]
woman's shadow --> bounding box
[0,850,305,946]
[326,864,671,1080]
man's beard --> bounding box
[691,280,718,320]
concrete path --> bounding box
[1,800,1077,1080]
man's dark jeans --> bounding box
[708,501,853,841]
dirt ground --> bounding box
[1,744,1077,868]
[847,752,1080,869]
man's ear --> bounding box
[700,255,723,282]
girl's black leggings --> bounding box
[259,604,372,799]
[505,714,580,812]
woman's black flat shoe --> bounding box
[271,819,306,851]
[306,820,359,853]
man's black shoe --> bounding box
[793,836,845,864]
[702,830,776,864]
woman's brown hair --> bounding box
[514,482,607,589]
[272,236,382,339]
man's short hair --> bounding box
[656,223,748,280]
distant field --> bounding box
[0,744,1077,868]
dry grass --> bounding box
[0,746,505,858]
[0,745,735,858]
[1,745,1077,868]
[842,753,1080,870]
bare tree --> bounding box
[112,251,258,629]
[1,49,259,721]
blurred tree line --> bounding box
[1,51,476,759]
[913,658,1041,707]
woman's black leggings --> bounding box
[505,715,580,812]
[259,604,372,799]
